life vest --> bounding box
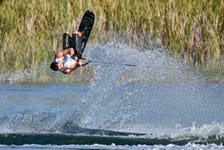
[54,54,77,72]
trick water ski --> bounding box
[50,10,94,74]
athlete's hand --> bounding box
[74,31,82,37]
[73,56,79,61]
[78,59,83,66]
[73,56,83,66]
[69,48,75,56]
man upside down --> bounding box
[50,30,85,74]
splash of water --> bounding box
[79,41,205,133]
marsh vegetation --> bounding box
[0,0,223,80]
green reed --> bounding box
[0,0,224,78]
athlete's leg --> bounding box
[63,31,72,50]
[72,31,83,59]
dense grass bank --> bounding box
[0,0,224,75]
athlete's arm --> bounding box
[55,48,74,58]
[63,68,72,74]
[63,64,80,74]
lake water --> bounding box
[0,42,224,149]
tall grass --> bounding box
[0,0,223,75]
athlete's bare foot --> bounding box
[74,31,82,37]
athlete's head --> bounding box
[50,61,64,71]
[50,62,58,71]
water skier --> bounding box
[50,10,94,74]
[50,31,84,74]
